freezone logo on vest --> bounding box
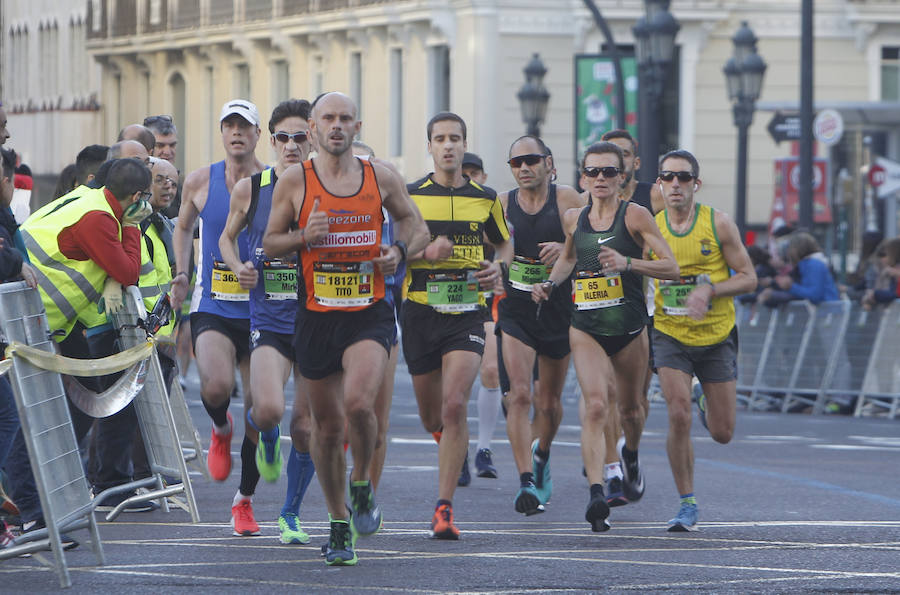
[311,230,376,248]
[328,208,372,226]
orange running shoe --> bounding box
[231,498,260,536]
[430,503,459,540]
[207,411,233,481]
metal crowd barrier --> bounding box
[105,286,200,522]
[0,281,105,587]
[735,299,900,418]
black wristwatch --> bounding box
[392,240,408,263]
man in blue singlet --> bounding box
[170,99,266,536]
[219,99,317,545]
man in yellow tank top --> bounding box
[651,150,756,532]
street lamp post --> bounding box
[517,53,550,137]
[633,0,679,184]
[723,21,767,238]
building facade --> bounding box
[3,0,900,242]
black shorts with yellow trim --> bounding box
[293,300,395,380]
[190,311,251,362]
[400,300,486,376]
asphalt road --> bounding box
[2,362,899,593]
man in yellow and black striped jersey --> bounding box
[402,112,512,540]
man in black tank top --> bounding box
[601,129,664,215]
[497,135,586,515]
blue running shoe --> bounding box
[255,426,282,482]
[693,382,709,431]
[324,517,358,566]
[531,439,552,505]
[605,477,628,507]
[667,502,699,532]
[458,451,471,487]
[514,482,545,516]
[475,448,498,479]
[349,480,382,536]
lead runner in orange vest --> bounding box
[263,92,428,566]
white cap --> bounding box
[219,99,260,127]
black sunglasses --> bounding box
[274,131,308,144]
[659,170,695,183]
[583,166,620,179]
[508,154,547,168]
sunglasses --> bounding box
[583,166,621,179]
[659,170,695,183]
[508,154,547,168]
[274,131,308,144]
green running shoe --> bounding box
[324,517,358,566]
[531,439,552,505]
[278,513,310,545]
[255,427,283,482]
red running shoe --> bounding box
[430,503,460,540]
[207,411,233,481]
[231,498,260,536]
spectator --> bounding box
[75,144,110,188]
[53,163,78,199]
[861,238,900,310]
[117,124,156,154]
[845,230,885,300]
[11,152,31,224]
[758,232,839,307]
[738,245,778,304]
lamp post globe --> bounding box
[517,53,550,137]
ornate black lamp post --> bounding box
[633,0,680,183]
[517,53,550,137]
[723,21,767,237]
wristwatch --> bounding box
[392,240,408,263]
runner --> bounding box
[263,92,428,565]
[650,149,755,531]
[170,99,265,536]
[403,112,511,539]
[218,99,317,544]
[497,135,585,514]
[350,140,402,494]
[533,141,678,532]
[461,152,501,481]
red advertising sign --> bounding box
[769,158,831,233]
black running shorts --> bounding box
[190,311,251,362]
[250,329,294,361]
[400,300,486,376]
[293,300,396,380]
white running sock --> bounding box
[233,491,251,506]
[604,462,623,481]
[476,386,502,451]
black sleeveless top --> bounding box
[504,184,571,307]
[630,181,653,213]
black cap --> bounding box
[462,152,483,170]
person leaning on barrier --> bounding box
[20,157,151,342]
[861,238,900,310]
[5,157,152,546]
[756,232,838,308]
[83,156,178,512]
